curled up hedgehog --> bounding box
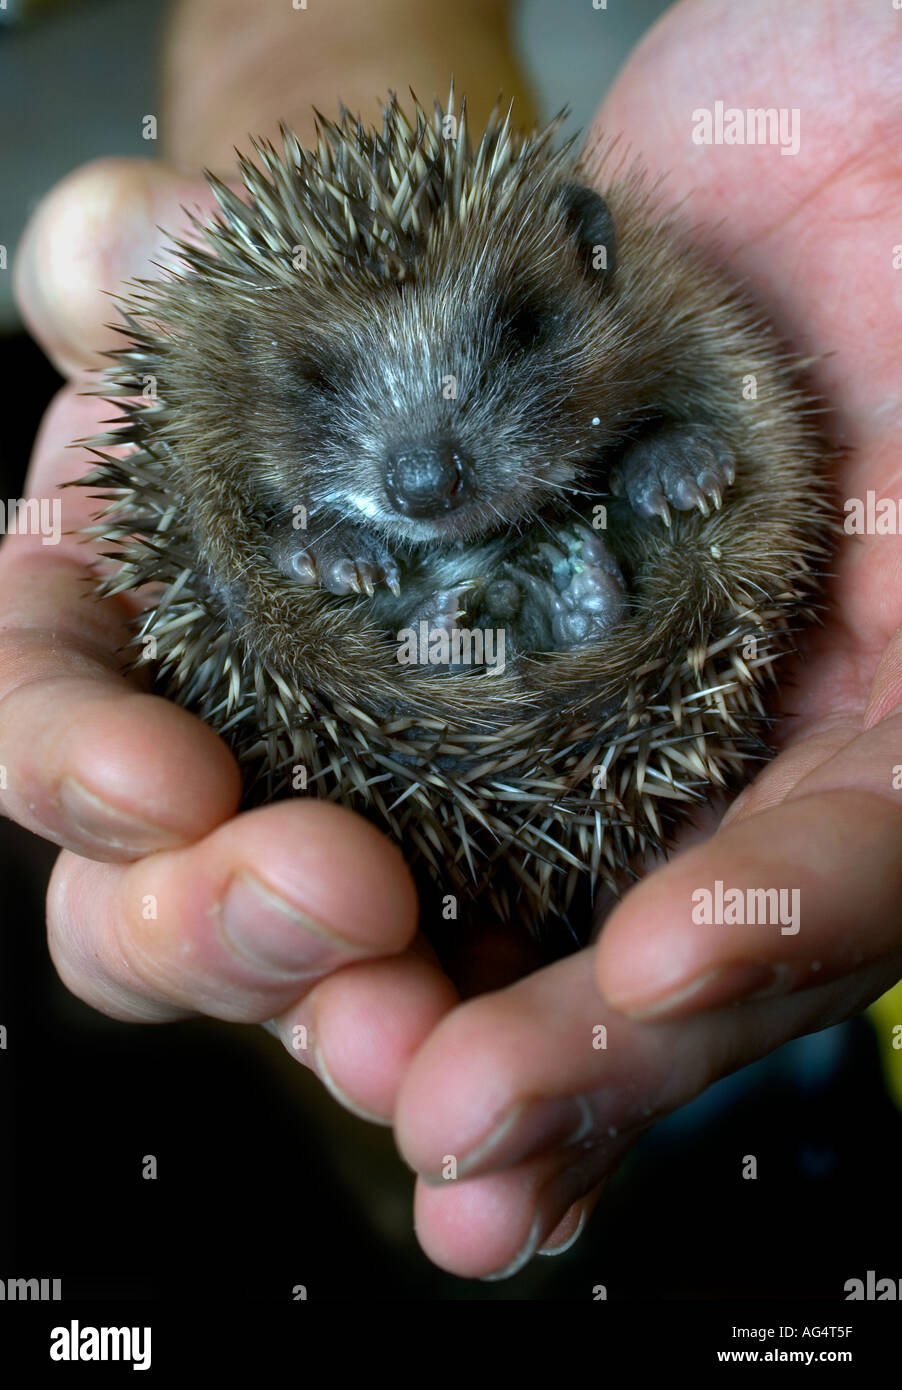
[79,90,832,953]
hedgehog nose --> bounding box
[384,442,474,518]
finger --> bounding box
[266,912,547,1129]
[0,388,242,857]
[266,912,544,1128]
[413,1148,617,1281]
[397,950,650,1183]
[46,801,419,1024]
[396,946,899,1187]
[407,948,899,1276]
[268,937,458,1122]
[596,720,902,1020]
[14,157,217,377]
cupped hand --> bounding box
[7,159,453,1116]
[391,0,902,1277]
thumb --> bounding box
[594,728,902,1021]
[13,157,216,378]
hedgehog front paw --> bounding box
[272,526,401,597]
[501,523,626,650]
[611,424,736,525]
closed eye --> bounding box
[288,352,346,401]
[498,297,557,352]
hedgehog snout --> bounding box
[383,440,475,519]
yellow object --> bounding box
[869,978,902,1110]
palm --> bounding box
[588,0,902,828]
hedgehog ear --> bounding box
[556,184,616,282]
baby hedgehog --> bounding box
[80,91,831,949]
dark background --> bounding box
[1,0,901,1306]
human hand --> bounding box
[389,0,902,1277]
[6,0,530,1263]
[7,159,453,1118]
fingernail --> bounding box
[480,1162,602,1282]
[59,777,184,855]
[218,873,363,977]
[479,1209,549,1282]
[622,961,780,1020]
[454,1095,594,1180]
[538,1202,587,1257]
[314,1045,392,1126]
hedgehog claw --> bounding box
[339,557,397,597]
[616,424,736,522]
[414,586,469,634]
[349,560,387,597]
[696,472,725,511]
[291,549,319,585]
[274,527,401,599]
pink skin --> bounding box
[9,0,902,1278]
